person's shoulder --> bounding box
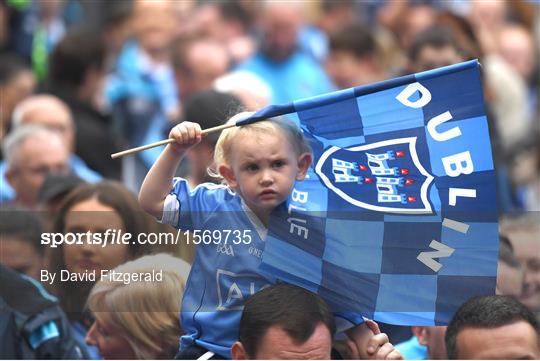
[105,44,157,102]
[289,49,320,64]
[0,266,85,359]
[173,179,235,199]
[189,182,236,199]
[0,265,58,317]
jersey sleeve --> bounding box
[161,178,232,230]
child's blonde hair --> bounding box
[213,112,312,172]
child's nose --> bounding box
[259,170,274,185]
[85,322,97,346]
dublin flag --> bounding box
[240,60,498,325]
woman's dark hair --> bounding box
[48,181,151,320]
[52,181,150,245]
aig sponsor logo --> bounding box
[216,269,270,310]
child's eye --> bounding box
[97,323,109,337]
[272,160,285,168]
[245,164,259,172]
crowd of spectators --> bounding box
[0,0,538,359]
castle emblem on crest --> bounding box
[315,137,434,214]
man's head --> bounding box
[497,235,524,297]
[326,23,382,88]
[469,0,507,32]
[498,25,536,81]
[411,326,447,359]
[48,29,106,102]
[399,4,436,50]
[0,206,45,280]
[232,284,335,359]
[172,36,230,99]
[12,94,75,152]
[131,0,177,56]
[408,25,464,73]
[445,295,540,359]
[193,1,252,42]
[259,2,303,62]
[501,215,540,311]
[100,0,134,55]
[3,125,70,207]
[318,0,356,35]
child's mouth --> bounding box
[260,189,277,198]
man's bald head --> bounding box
[260,1,304,61]
[188,41,230,77]
[12,95,75,152]
[173,38,230,98]
[132,0,177,55]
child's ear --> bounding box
[219,164,237,188]
[296,152,312,181]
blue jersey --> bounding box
[162,179,274,358]
[163,178,364,358]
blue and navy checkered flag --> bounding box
[242,60,498,326]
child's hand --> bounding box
[169,121,202,153]
[343,321,403,359]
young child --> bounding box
[139,113,401,359]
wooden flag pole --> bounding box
[110,122,237,159]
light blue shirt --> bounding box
[396,336,428,360]
[238,50,334,104]
[163,178,364,358]
[104,41,178,170]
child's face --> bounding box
[221,129,311,224]
[86,313,136,359]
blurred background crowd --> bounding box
[1,0,539,208]
[0,0,539,359]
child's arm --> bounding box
[139,122,202,218]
